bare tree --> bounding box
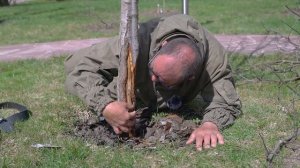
[232,5,300,167]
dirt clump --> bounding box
[73,108,198,148]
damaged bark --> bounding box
[118,0,139,107]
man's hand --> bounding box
[102,101,136,134]
[186,122,224,151]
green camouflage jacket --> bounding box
[64,14,242,129]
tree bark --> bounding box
[118,0,130,102]
[118,0,139,107]
[131,0,139,64]
[127,0,139,106]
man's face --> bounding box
[148,55,184,90]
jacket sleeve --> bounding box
[200,30,242,130]
[64,37,120,115]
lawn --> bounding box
[0,0,299,45]
[1,0,300,167]
[0,54,299,167]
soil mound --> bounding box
[73,108,198,148]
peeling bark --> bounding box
[118,0,139,107]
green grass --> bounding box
[0,54,299,167]
[1,0,299,167]
[0,0,299,45]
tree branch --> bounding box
[285,5,300,18]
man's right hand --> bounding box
[102,101,136,134]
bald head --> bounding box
[149,37,202,89]
[150,55,183,87]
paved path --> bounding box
[0,38,108,61]
[0,35,299,62]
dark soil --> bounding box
[72,107,198,149]
[43,22,300,168]
[71,107,300,167]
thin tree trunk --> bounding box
[127,0,138,106]
[118,0,139,107]
[118,0,131,102]
[131,0,139,64]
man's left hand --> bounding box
[186,122,224,151]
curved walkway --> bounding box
[0,35,299,62]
